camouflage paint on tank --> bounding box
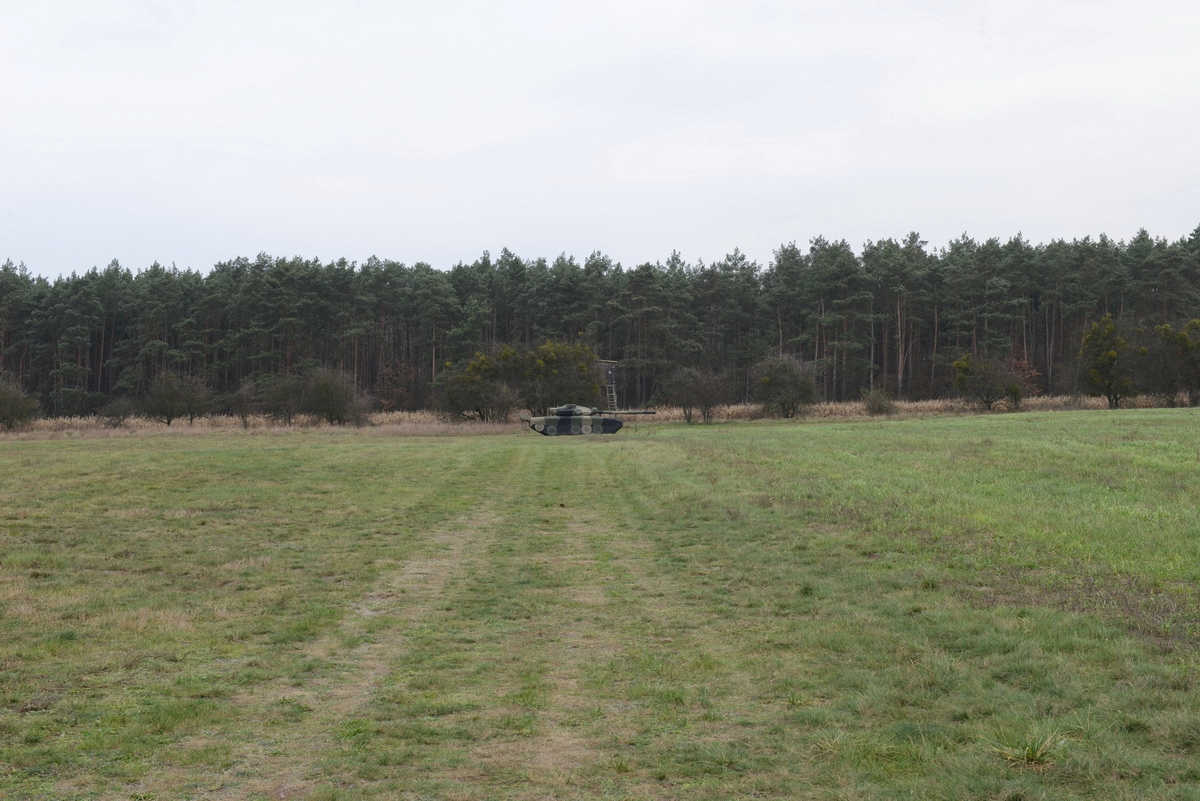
[521,404,624,436]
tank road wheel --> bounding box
[533,423,544,432]
[581,424,593,434]
[570,424,582,435]
[546,426,557,435]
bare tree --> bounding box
[144,373,183,426]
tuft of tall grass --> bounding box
[987,729,1068,769]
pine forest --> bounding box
[3,225,1200,418]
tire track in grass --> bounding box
[262,506,498,799]
[208,441,618,800]
[336,439,679,800]
[575,439,818,797]
[442,440,728,800]
[116,503,499,801]
[455,526,621,797]
[393,442,618,798]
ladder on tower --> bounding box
[603,383,618,412]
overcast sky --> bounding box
[3,0,1199,278]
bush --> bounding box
[438,342,600,420]
[751,355,816,418]
[305,368,369,426]
[659,367,728,423]
[0,375,39,430]
[1147,320,1200,406]
[952,353,1022,411]
[228,380,256,428]
[98,396,138,428]
[178,375,213,424]
[1078,315,1138,409]
[432,369,521,422]
[143,373,212,426]
[261,375,305,425]
[432,369,487,422]
[506,342,600,415]
[1002,358,1042,411]
[860,388,897,416]
[375,360,419,412]
[143,373,184,425]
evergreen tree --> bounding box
[1079,314,1138,409]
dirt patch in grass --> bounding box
[955,562,1200,652]
[1062,570,1200,646]
[469,727,597,787]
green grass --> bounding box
[2,410,1200,799]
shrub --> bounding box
[1148,320,1200,406]
[433,369,489,422]
[952,353,1022,411]
[1078,314,1138,409]
[509,341,601,415]
[228,380,256,428]
[375,360,419,411]
[0,375,39,430]
[143,373,184,426]
[178,375,213,424]
[98,396,138,428]
[304,368,370,426]
[1002,358,1042,411]
[438,342,600,420]
[860,388,897,416]
[659,367,728,423]
[261,375,305,425]
[432,369,520,423]
[751,355,816,418]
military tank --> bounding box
[518,404,652,436]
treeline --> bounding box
[2,225,1200,416]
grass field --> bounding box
[2,410,1200,800]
